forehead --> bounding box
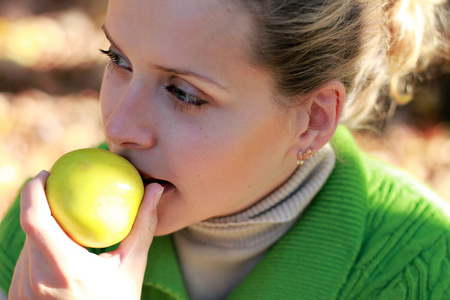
[104,0,254,70]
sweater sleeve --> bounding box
[0,192,25,295]
[338,156,450,299]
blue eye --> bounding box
[164,84,208,109]
[99,48,131,71]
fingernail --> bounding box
[37,170,49,178]
[37,170,47,176]
[153,189,163,211]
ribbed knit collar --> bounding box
[172,145,335,300]
[142,126,368,300]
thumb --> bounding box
[114,183,163,270]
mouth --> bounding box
[115,153,174,191]
[140,174,174,190]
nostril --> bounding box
[119,142,146,149]
[103,112,153,149]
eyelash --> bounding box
[99,48,208,111]
[164,84,208,111]
[99,48,131,72]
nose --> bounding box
[102,82,157,150]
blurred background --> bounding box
[0,0,449,219]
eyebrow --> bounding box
[101,25,228,91]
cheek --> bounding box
[176,115,280,190]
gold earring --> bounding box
[297,149,316,165]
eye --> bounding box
[99,48,131,72]
[164,84,208,111]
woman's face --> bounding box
[101,0,306,235]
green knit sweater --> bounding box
[1,127,449,299]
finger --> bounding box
[26,235,57,282]
[9,246,26,298]
[10,239,36,299]
[20,171,85,267]
[25,237,52,296]
[114,183,163,271]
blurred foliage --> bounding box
[0,0,108,94]
[0,0,449,219]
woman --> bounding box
[1,0,449,299]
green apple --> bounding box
[45,148,144,248]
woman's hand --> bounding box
[9,171,163,300]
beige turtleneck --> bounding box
[173,144,336,300]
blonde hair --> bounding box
[238,0,450,128]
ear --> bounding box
[289,80,345,159]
